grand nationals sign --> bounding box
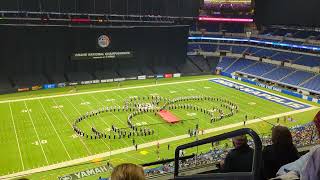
[210,78,311,110]
[71,52,133,60]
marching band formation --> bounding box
[72,95,239,141]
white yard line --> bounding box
[38,100,72,160]
[23,101,49,165]
[64,97,111,150]
[51,98,93,155]
[88,94,136,146]
[8,102,25,170]
[1,106,318,180]
[0,79,213,104]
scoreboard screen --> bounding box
[200,0,254,18]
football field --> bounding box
[0,75,318,180]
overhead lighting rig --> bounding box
[0,11,195,27]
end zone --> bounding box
[210,78,313,110]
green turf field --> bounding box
[0,75,318,180]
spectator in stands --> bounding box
[262,126,299,179]
[221,135,254,172]
[275,111,320,180]
[111,163,145,180]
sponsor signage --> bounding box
[126,77,137,80]
[58,83,66,88]
[43,84,57,89]
[101,79,107,83]
[164,74,173,78]
[98,35,111,48]
[81,81,93,85]
[210,78,311,110]
[18,88,30,92]
[156,74,164,78]
[114,78,125,82]
[58,165,112,180]
[32,85,42,91]
[92,80,100,84]
[106,79,114,83]
[147,75,155,79]
[71,52,133,60]
[69,82,79,86]
[173,73,181,78]
[255,82,282,92]
[138,75,147,80]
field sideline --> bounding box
[0,75,318,180]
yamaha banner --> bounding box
[58,164,112,180]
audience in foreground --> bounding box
[111,163,145,180]
[262,126,300,179]
[274,111,320,180]
[221,135,253,172]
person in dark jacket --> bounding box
[262,126,299,179]
[221,135,254,172]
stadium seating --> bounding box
[187,42,320,68]
[240,62,277,76]
[262,67,295,81]
[254,49,278,58]
[281,40,304,45]
[231,46,248,54]
[218,45,231,51]
[216,57,238,71]
[280,71,315,86]
[221,24,245,33]
[293,30,320,39]
[200,44,217,52]
[197,23,219,32]
[188,56,210,72]
[206,57,220,71]
[177,59,202,74]
[245,47,261,55]
[294,55,320,67]
[271,52,301,62]
[224,58,255,74]
[188,44,200,52]
[300,75,320,92]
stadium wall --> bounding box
[0,26,188,76]
[220,72,320,104]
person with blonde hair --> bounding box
[111,163,145,180]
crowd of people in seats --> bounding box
[97,111,320,180]
[142,114,320,180]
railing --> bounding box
[174,128,262,180]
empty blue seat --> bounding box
[281,71,315,86]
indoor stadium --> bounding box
[0,0,319,180]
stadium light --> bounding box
[198,16,254,23]
[189,36,320,51]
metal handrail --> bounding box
[174,128,262,179]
